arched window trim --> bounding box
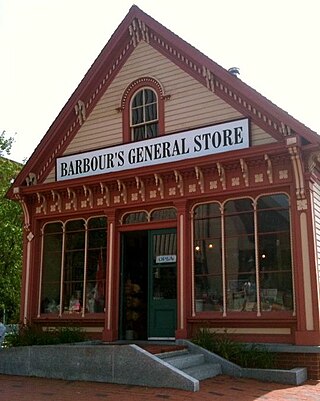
[121,77,165,143]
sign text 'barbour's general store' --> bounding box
[56,118,249,181]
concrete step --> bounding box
[158,348,222,381]
[163,352,205,370]
[184,362,222,380]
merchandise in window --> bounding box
[193,194,293,314]
[40,217,107,315]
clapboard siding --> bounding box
[44,41,276,183]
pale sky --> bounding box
[1,0,319,163]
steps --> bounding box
[157,348,222,380]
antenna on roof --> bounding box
[228,67,240,77]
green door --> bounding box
[148,228,177,339]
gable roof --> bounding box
[8,4,319,195]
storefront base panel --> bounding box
[188,320,296,345]
[295,330,320,345]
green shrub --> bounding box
[4,324,86,347]
[192,328,276,369]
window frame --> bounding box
[192,193,294,316]
[121,77,165,143]
[38,216,107,317]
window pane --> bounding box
[145,104,157,121]
[132,106,143,125]
[64,220,85,313]
[195,275,223,312]
[124,212,148,224]
[144,89,156,104]
[133,126,145,141]
[195,203,220,219]
[146,123,158,138]
[151,208,177,221]
[86,217,107,313]
[194,203,222,313]
[258,194,289,209]
[41,223,63,314]
[258,194,293,312]
[132,90,143,107]
[225,198,253,213]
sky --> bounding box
[1,0,319,163]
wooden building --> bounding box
[8,6,320,348]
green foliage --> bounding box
[193,328,276,369]
[0,131,23,322]
[4,324,87,347]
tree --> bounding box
[0,131,23,323]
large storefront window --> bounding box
[193,194,293,314]
[40,216,107,315]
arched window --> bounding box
[121,77,165,143]
[131,88,158,141]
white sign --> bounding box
[56,118,249,181]
[156,255,177,264]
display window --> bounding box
[40,216,107,316]
[193,194,293,314]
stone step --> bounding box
[184,362,222,380]
[158,348,222,381]
[163,352,205,370]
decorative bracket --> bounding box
[264,154,273,184]
[154,173,164,199]
[51,190,61,212]
[240,159,249,187]
[66,188,77,211]
[135,176,145,202]
[202,66,215,92]
[288,145,305,200]
[36,192,47,214]
[117,180,127,204]
[217,162,226,190]
[25,172,37,186]
[174,170,184,196]
[74,100,86,126]
[195,166,204,193]
[82,185,93,208]
[308,151,320,174]
[129,18,149,47]
[99,182,110,206]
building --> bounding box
[7,6,320,350]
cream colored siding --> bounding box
[44,40,276,183]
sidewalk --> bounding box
[1,374,320,401]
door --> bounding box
[148,228,177,339]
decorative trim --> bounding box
[154,173,164,199]
[25,173,37,186]
[74,100,86,126]
[240,159,249,187]
[217,162,226,190]
[119,76,166,111]
[51,190,61,212]
[135,176,145,201]
[264,154,273,184]
[174,170,184,196]
[36,192,47,214]
[129,18,149,47]
[83,185,93,208]
[117,180,127,204]
[99,183,110,206]
[195,166,204,193]
[66,188,77,211]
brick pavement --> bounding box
[1,374,320,401]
